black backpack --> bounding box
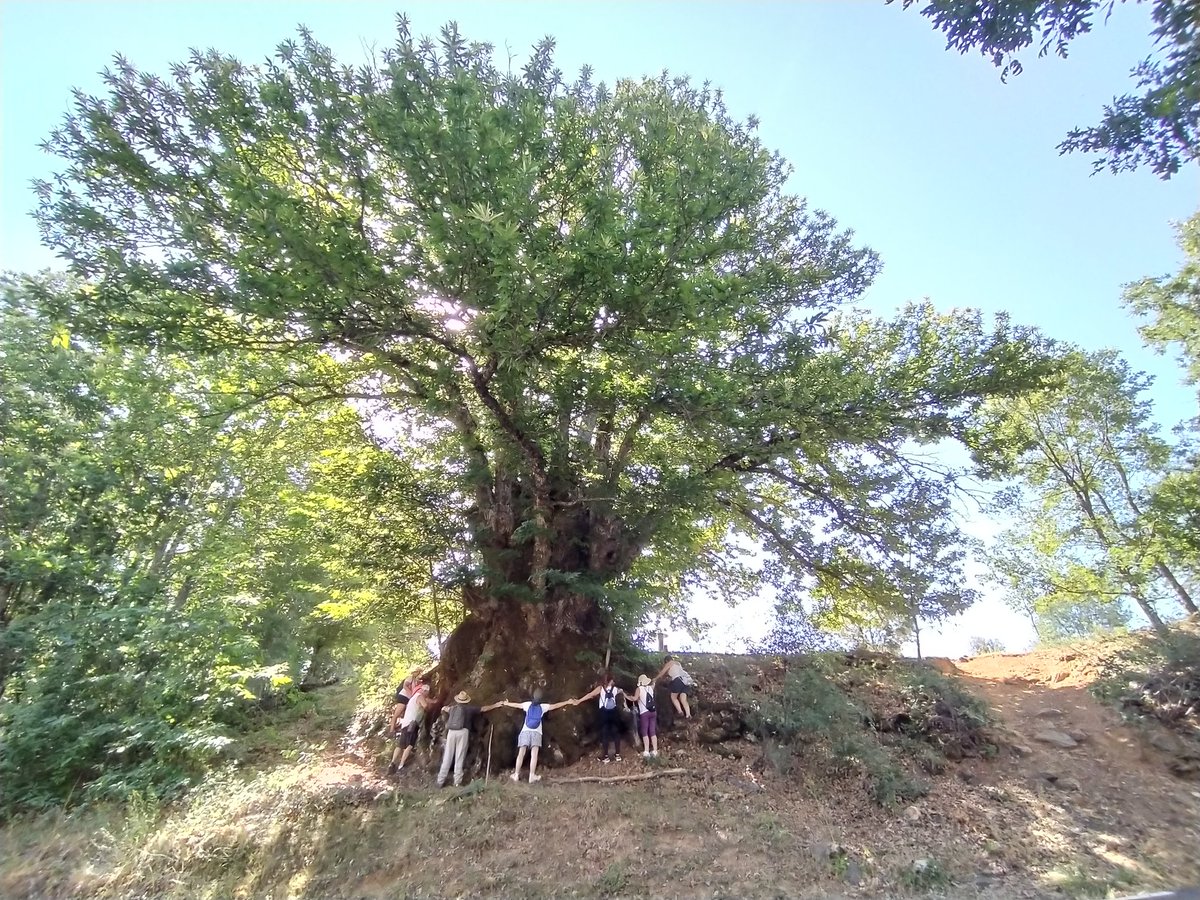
[644,689,656,713]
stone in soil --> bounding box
[1034,729,1079,749]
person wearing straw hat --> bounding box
[436,690,504,788]
[626,674,660,759]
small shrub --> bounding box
[753,812,790,846]
[597,862,628,896]
[898,857,951,891]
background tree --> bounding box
[968,636,1006,655]
[982,521,1135,642]
[893,0,1199,178]
[0,278,442,809]
[977,349,1197,635]
[33,20,1057,763]
[1126,210,1200,574]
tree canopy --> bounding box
[33,19,1058,661]
[894,0,1200,178]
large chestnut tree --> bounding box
[35,18,1055,760]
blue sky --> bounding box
[2,2,1196,655]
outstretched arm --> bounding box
[577,685,602,704]
[654,661,672,681]
[543,700,574,713]
[480,702,504,713]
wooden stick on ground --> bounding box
[556,768,687,785]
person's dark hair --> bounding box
[602,670,614,685]
[419,673,432,684]
[532,687,544,702]
[663,654,674,662]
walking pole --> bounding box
[486,723,493,785]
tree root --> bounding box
[556,768,687,784]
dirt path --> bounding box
[955,654,1200,891]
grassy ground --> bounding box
[3,634,1198,899]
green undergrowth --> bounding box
[691,651,994,807]
[1090,620,1200,730]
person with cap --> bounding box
[387,673,431,777]
[626,674,660,759]
[654,654,695,719]
[575,671,626,763]
[493,688,578,783]
[435,690,504,788]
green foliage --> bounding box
[31,15,1057,641]
[978,348,1198,635]
[596,863,628,897]
[1126,212,1200,392]
[740,659,930,806]
[1090,623,1200,738]
[1048,863,1136,899]
[0,279,445,811]
[892,666,991,735]
[1126,212,1200,565]
[894,0,1199,178]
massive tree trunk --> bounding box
[429,479,645,770]
[436,585,609,770]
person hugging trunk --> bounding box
[435,690,504,788]
[387,673,431,777]
[388,666,425,735]
[576,672,626,763]
[494,689,578,783]
[627,674,659,759]
[655,655,695,719]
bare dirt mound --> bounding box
[955,648,1200,893]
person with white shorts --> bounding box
[494,688,577,782]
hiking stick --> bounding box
[486,722,493,784]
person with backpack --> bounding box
[575,672,626,763]
[626,674,659,759]
[493,688,577,783]
[434,690,504,788]
[654,654,695,719]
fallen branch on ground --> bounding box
[556,768,687,784]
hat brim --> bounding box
[454,692,471,704]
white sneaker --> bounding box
[509,772,519,782]
[651,751,659,758]
[528,774,542,784]
[643,751,650,759]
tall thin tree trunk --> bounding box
[1155,562,1198,615]
[1129,584,1169,636]
[429,557,443,652]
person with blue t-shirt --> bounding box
[494,688,577,783]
